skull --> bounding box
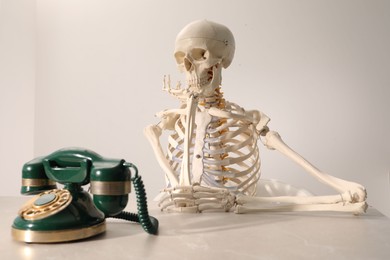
[174,20,235,96]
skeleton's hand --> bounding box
[163,75,191,101]
[158,184,236,213]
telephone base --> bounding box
[11,221,106,243]
[12,188,107,243]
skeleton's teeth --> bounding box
[187,69,213,89]
[188,76,210,88]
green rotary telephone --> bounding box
[11,148,158,243]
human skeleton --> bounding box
[144,20,367,214]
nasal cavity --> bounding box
[184,58,193,71]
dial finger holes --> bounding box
[25,210,35,216]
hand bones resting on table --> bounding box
[144,20,367,214]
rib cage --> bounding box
[166,101,260,196]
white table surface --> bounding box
[1,196,390,260]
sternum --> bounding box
[191,109,212,184]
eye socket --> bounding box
[191,48,208,61]
[174,51,185,64]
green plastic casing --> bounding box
[90,159,131,217]
[21,157,57,194]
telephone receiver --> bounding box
[11,147,158,243]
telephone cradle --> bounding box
[11,148,159,243]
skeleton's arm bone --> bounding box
[262,130,366,203]
[236,191,354,205]
[144,124,179,186]
[235,201,367,215]
[179,95,197,186]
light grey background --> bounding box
[1,0,389,216]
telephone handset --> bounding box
[11,147,158,243]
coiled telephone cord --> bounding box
[110,163,159,235]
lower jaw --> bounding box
[188,81,214,96]
[188,87,209,97]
